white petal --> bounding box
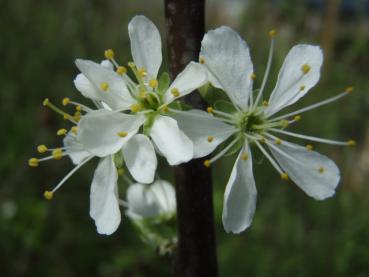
[90,156,120,235]
[63,132,91,164]
[122,134,157,184]
[128,15,162,79]
[268,140,340,200]
[150,115,193,165]
[100,59,114,70]
[265,45,323,116]
[78,110,145,157]
[163,62,208,104]
[200,26,254,109]
[222,144,257,234]
[75,59,135,110]
[126,180,176,219]
[172,109,235,158]
[149,180,176,214]
[74,73,101,101]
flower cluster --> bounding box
[29,16,354,239]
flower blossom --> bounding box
[173,26,355,233]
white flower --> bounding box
[126,180,176,220]
[173,26,355,234]
[74,15,207,168]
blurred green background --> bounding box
[1,0,369,276]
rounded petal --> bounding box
[200,26,254,109]
[172,109,235,158]
[122,134,157,184]
[265,45,323,116]
[78,110,145,157]
[222,144,257,234]
[126,180,176,219]
[128,15,162,79]
[74,73,101,101]
[90,156,121,235]
[75,59,135,110]
[63,132,91,164]
[268,140,340,200]
[163,62,208,104]
[150,115,193,165]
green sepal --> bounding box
[157,72,171,95]
[143,113,156,135]
[214,100,237,114]
[113,151,124,168]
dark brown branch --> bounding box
[164,0,219,276]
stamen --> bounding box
[71,126,78,135]
[301,64,311,74]
[75,105,82,112]
[280,173,289,180]
[270,128,351,146]
[306,144,313,151]
[318,167,325,174]
[104,49,115,59]
[299,85,306,91]
[161,105,169,113]
[149,79,158,89]
[241,152,249,160]
[45,156,93,197]
[203,160,211,168]
[57,128,68,136]
[293,115,301,121]
[42,98,76,124]
[44,191,54,200]
[37,145,48,153]
[251,73,257,80]
[270,90,351,121]
[345,86,354,93]
[171,88,180,97]
[52,149,63,160]
[100,82,109,91]
[204,137,240,167]
[207,107,214,114]
[117,131,128,138]
[347,140,356,146]
[130,103,141,113]
[262,100,269,107]
[138,68,147,77]
[62,97,70,106]
[28,158,39,167]
[116,66,127,75]
[207,136,214,143]
[199,57,205,64]
[117,168,125,176]
[254,140,284,175]
[253,31,275,108]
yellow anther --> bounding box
[294,115,302,121]
[280,120,289,128]
[203,160,211,168]
[57,128,68,136]
[52,149,63,160]
[281,173,289,181]
[299,85,306,91]
[139,91,147,98]
[260,137,266,143]
[262,100,269,107]
[275,139,282,145]
[42,98,49,106]
[28,158,39,167]
[37,145,48,153]
[138,68,147,77]
[117,168,125,176]
[104,49,115,59]
[301,64,311,74]
[345,86,354,93]
[116,66,127,75]
[73,111,81,122]
[318,167,325,174]
[269,29,277,37]
[199,57,205,64]
[62,97,70,106]
[130,103,141,113]
[207,107,214,114]
[117,131,128,138]
[75,105,82,111]
[306,144,313,151]
[128,61,135,68]
[44,190,54,200]
[207,136,214,143]
[241,153,249,160]
[149,79,158,89]
[171,88,180,97]
[161,105,169,113]
[347,140,356,146]
[71,126,78,135]
[100,82,109,91]
[251,73,257,80]
[63,113,72,120]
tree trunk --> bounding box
[164,0,219,276]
